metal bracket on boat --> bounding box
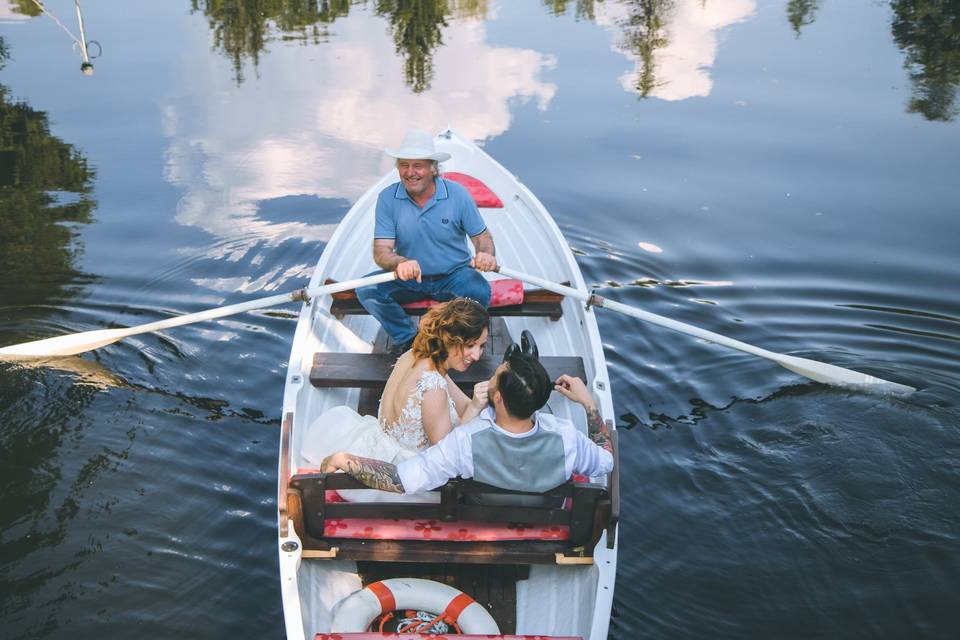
[586,292,606,311]
[290,288,311,305]
[302,547,340,559]
[555,550,594,565]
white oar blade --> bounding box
[771,354,915,395]
[0,271,398,361]
[0,328,126,359]
[501,266,916,396]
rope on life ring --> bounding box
[331,577,500,634]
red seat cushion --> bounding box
[323,517,569,542]
[400,278,523,309]
[443,172,504,208]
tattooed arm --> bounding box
[320,452,405,493]
[553,374,613,454]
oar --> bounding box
[499,266,915,396]
[0,272,397,359]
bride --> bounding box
[300,298,490,499]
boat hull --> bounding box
[278,129,617,640]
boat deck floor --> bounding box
[357,560,529,634]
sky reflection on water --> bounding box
[1,1,959,639]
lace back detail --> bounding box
[380,370,459,451]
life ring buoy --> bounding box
[331,577,500,634]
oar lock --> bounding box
[586,292,606,310]
[291,289,312,304]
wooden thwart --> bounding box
[325,279,567,321]
[310,352,587,390]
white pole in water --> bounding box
[75,0,93,75]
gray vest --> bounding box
[470,425,566,493]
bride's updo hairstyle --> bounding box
[412,297,489,374]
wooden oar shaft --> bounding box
[499,266,914,395]
[124,271,398,338]
[0,271,397,359]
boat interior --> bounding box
[279,157,619,638]
[281,307,620,636]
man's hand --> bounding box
[554,374,596,411]
[319,452,405,493]
[320,451,347,473]
[556,375,611,453]
[396,259,422,282]
[470,251,497,272]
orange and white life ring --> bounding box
[331,577,500,634]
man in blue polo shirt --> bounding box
[357,129,497,353]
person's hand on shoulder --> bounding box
[470,380,490,411]
[396,259,422,282]
[554,374,596,411]
[320,451,347,473]
[470,252,497,272]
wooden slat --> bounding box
[323,279,567,322]
[313,538,591,565]
[278,412,293,537]
[310,353,586,390]
[330,296,564,320]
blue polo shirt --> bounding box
[374,177,487,277]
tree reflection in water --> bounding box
[190,0,354,84]
[375,0,448,93]
[0,45,97,312]
[786,0,820,38]
[890,0,960,121]
[543,0,602,21]
[788,0,959,121]
[191,0,488,92]
[617,0,674,98]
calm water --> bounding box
[1,1,959,638]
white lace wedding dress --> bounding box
[299,370,458,502]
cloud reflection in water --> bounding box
[163,9,557,286]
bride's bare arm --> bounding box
[420,387,455,445]
[444,375,470,415]
[445,376,489,425]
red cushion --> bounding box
[443,172,504,208]
[315,634,583,639]
[400,278,523,309]
[323,517,569,542]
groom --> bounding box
[320,351,614,495]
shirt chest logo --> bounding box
[441,218,450,224]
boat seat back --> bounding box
[286,473,613,564]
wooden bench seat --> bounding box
[326,279,567,321]
[286,472,613,565]
[310,352,586,391]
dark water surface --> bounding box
[2,1,959,638]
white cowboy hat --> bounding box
[384,129,451,162]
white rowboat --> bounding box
[277,128,619,640]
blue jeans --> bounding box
[356,265,492,345]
